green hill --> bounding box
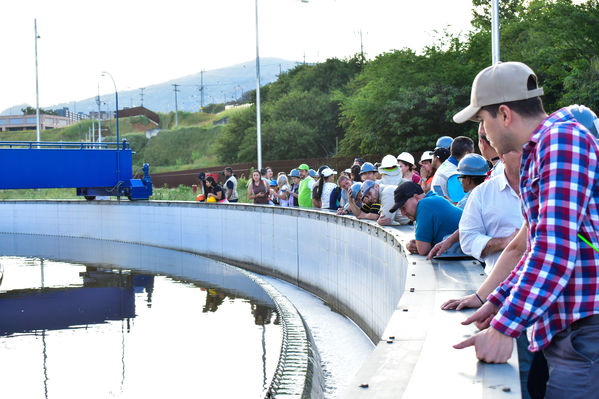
[0,109,244,174]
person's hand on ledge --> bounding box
[453,326,513,364]
[460,301,498,330]
[426,238,452,259]
[406,239,418,254]
[441,293,482,311]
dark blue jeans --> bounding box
[543,315,599,399]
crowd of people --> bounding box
[194,61,599,398]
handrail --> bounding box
[0,141,130,150]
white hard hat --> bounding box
[419,151,434,164]
[380,154,398,169]
[397,152,415,166]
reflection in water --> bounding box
[0,250,282,399]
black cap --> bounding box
[389,182,424,213]
[433,147,450,162]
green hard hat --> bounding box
[298,163,309,171]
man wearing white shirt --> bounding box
[431,136,474,197]
[458,150,523,274]
[477,122,504,179]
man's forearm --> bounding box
[481,236,512,258]
[478,225,527,299]
[416,240,432,256]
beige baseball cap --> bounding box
[453,62,544,124]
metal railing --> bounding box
[0,140,130,150]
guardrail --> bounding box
[0,200,521,398]
[0,140,130,150]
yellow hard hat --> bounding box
[206,196,217,203]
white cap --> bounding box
[321,168,337,178]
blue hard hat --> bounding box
[309,169,317,178]
[350,182,363,200]
[435,136,454,149]
[567,104,599,138]
[289,168,300,178]
[457,153,489,176]
[360,162,376,174]
[360,180,376,197]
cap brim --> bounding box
[453,104,481,124]
[388,203,401,213]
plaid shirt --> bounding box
[488,108,599,351]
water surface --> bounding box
[0,255,282,399]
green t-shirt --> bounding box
[298,177,315,207]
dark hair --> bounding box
[351,164,361,182]
[206,176,216,185]
[481,76,546,118]
[224,167,233,174]
[433,147,450,163]
[313,176,325,199]
[260,168,267,176]
[465,175,486,186]
[398,160,414,172]
[451,136,474,159]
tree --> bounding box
[21,106,57,115]
[215,57,363,163]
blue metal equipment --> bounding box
[0,139,152,200]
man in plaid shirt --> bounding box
[452,61,599,397]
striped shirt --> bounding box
[488,108,599,351]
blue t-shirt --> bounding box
[415,192,462,245]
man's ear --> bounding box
[498,104,512,127]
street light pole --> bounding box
[96,83,102,143]
[34,19,41,144]
[101,71,120,180]
[255,0,262,170]
[254,0,308,170]
[491,0,500,64]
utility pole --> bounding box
[140,87,145,107]
[359,29,364,63]
[173,84,180,128]
[34,19,41,144]
[200,70,205,112]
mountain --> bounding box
[2,58,300,116]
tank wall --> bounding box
[0,201,406,341]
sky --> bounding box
[1,0,477,114]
